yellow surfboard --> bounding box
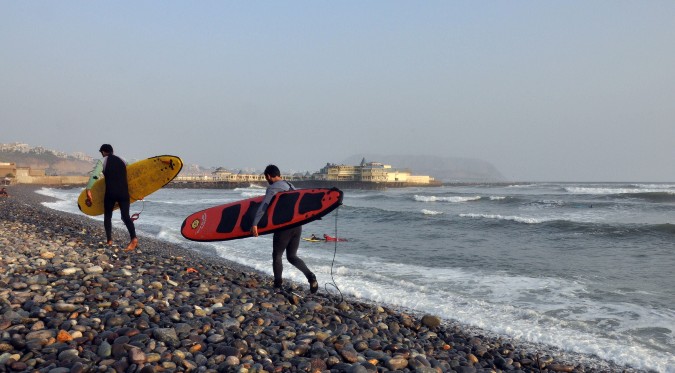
[77,155,183,216]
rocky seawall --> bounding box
[0,186,641,373]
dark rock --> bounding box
[152,328,179,347]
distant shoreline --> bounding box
[165,180,534,190]
[165,179,445,190]
[8,179,529,190]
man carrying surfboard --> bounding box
[86,144,138,252]
[251,165,319,294]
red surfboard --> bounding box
[181,187,343,242]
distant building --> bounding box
[0,162,16,181]
[71,152,94,161]
[173,159,434,185]
[0,164,87,185]
[0,143,30,153]
[1,142,94,161]
[316,158,434,184]
[210,168,266,182]
[16,167,46,177]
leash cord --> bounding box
[325,206,344,303]
[131,199,145,221]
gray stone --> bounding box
[47,368,71,373]
[221,317,240,329]
[84,265,104,274]
[54,303,78,312]
[153,328,180,346]
[11,282,28,289]
[421,314,441,328]
[348,364,369,373]
[173,323,192,335]
[58,348,80,361]
[207,334,225,343]
[129,347,146,364]
[106,315,129,327]
[387,356,409,370]
[339,348,359,363]
[59,267,81,276]
[26,329,55,343]
[98,340,112,358]
[225,356,239,366]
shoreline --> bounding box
[0,185,645,372]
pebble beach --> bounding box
[0,185,643,373]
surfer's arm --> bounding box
[251,200,270,235]
[251,188,278,234]
[86,159,104,190]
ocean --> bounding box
[37,182,675,372]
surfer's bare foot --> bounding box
[107,240,113,246]
[124,238,138,252]
[309,274,318,294]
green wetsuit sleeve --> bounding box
[86,159,103,190]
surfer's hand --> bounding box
[86,190,93,203]
[251,226,259,237]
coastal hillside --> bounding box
[0,149,94,176]
[344,154,505,182]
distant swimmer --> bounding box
[323,234,348,242]
[302,234,324,242]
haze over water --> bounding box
[39,182,675,372]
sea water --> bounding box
[37,183,675,372]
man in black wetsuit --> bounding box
[86,144,138,251]
[251,164,318,293]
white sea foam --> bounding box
[630,183,675,189]
[36,187,84,215]
[414,195,481,203]
[459,213,556,224]
[421,209,443,215]
[301,259,675,372]
[148,198,235,205]
[234,186,264,192]
[489,196,506,200]
[565,187,675,195]
[241,191,265,198]
[533,199,565,207]
[345,193,384,199]
[35,187,65,198]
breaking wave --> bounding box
[421,209,443,215]
[459,213,552,224]
[414,195,481,203]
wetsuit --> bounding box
[89,155,136,243]
[253,180,314,288]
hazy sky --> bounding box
[2,1,674,181]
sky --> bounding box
[1,1,674,182]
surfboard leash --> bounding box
[325,206,344,303]
[131,198,145,221]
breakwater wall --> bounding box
[12,175,89,185]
